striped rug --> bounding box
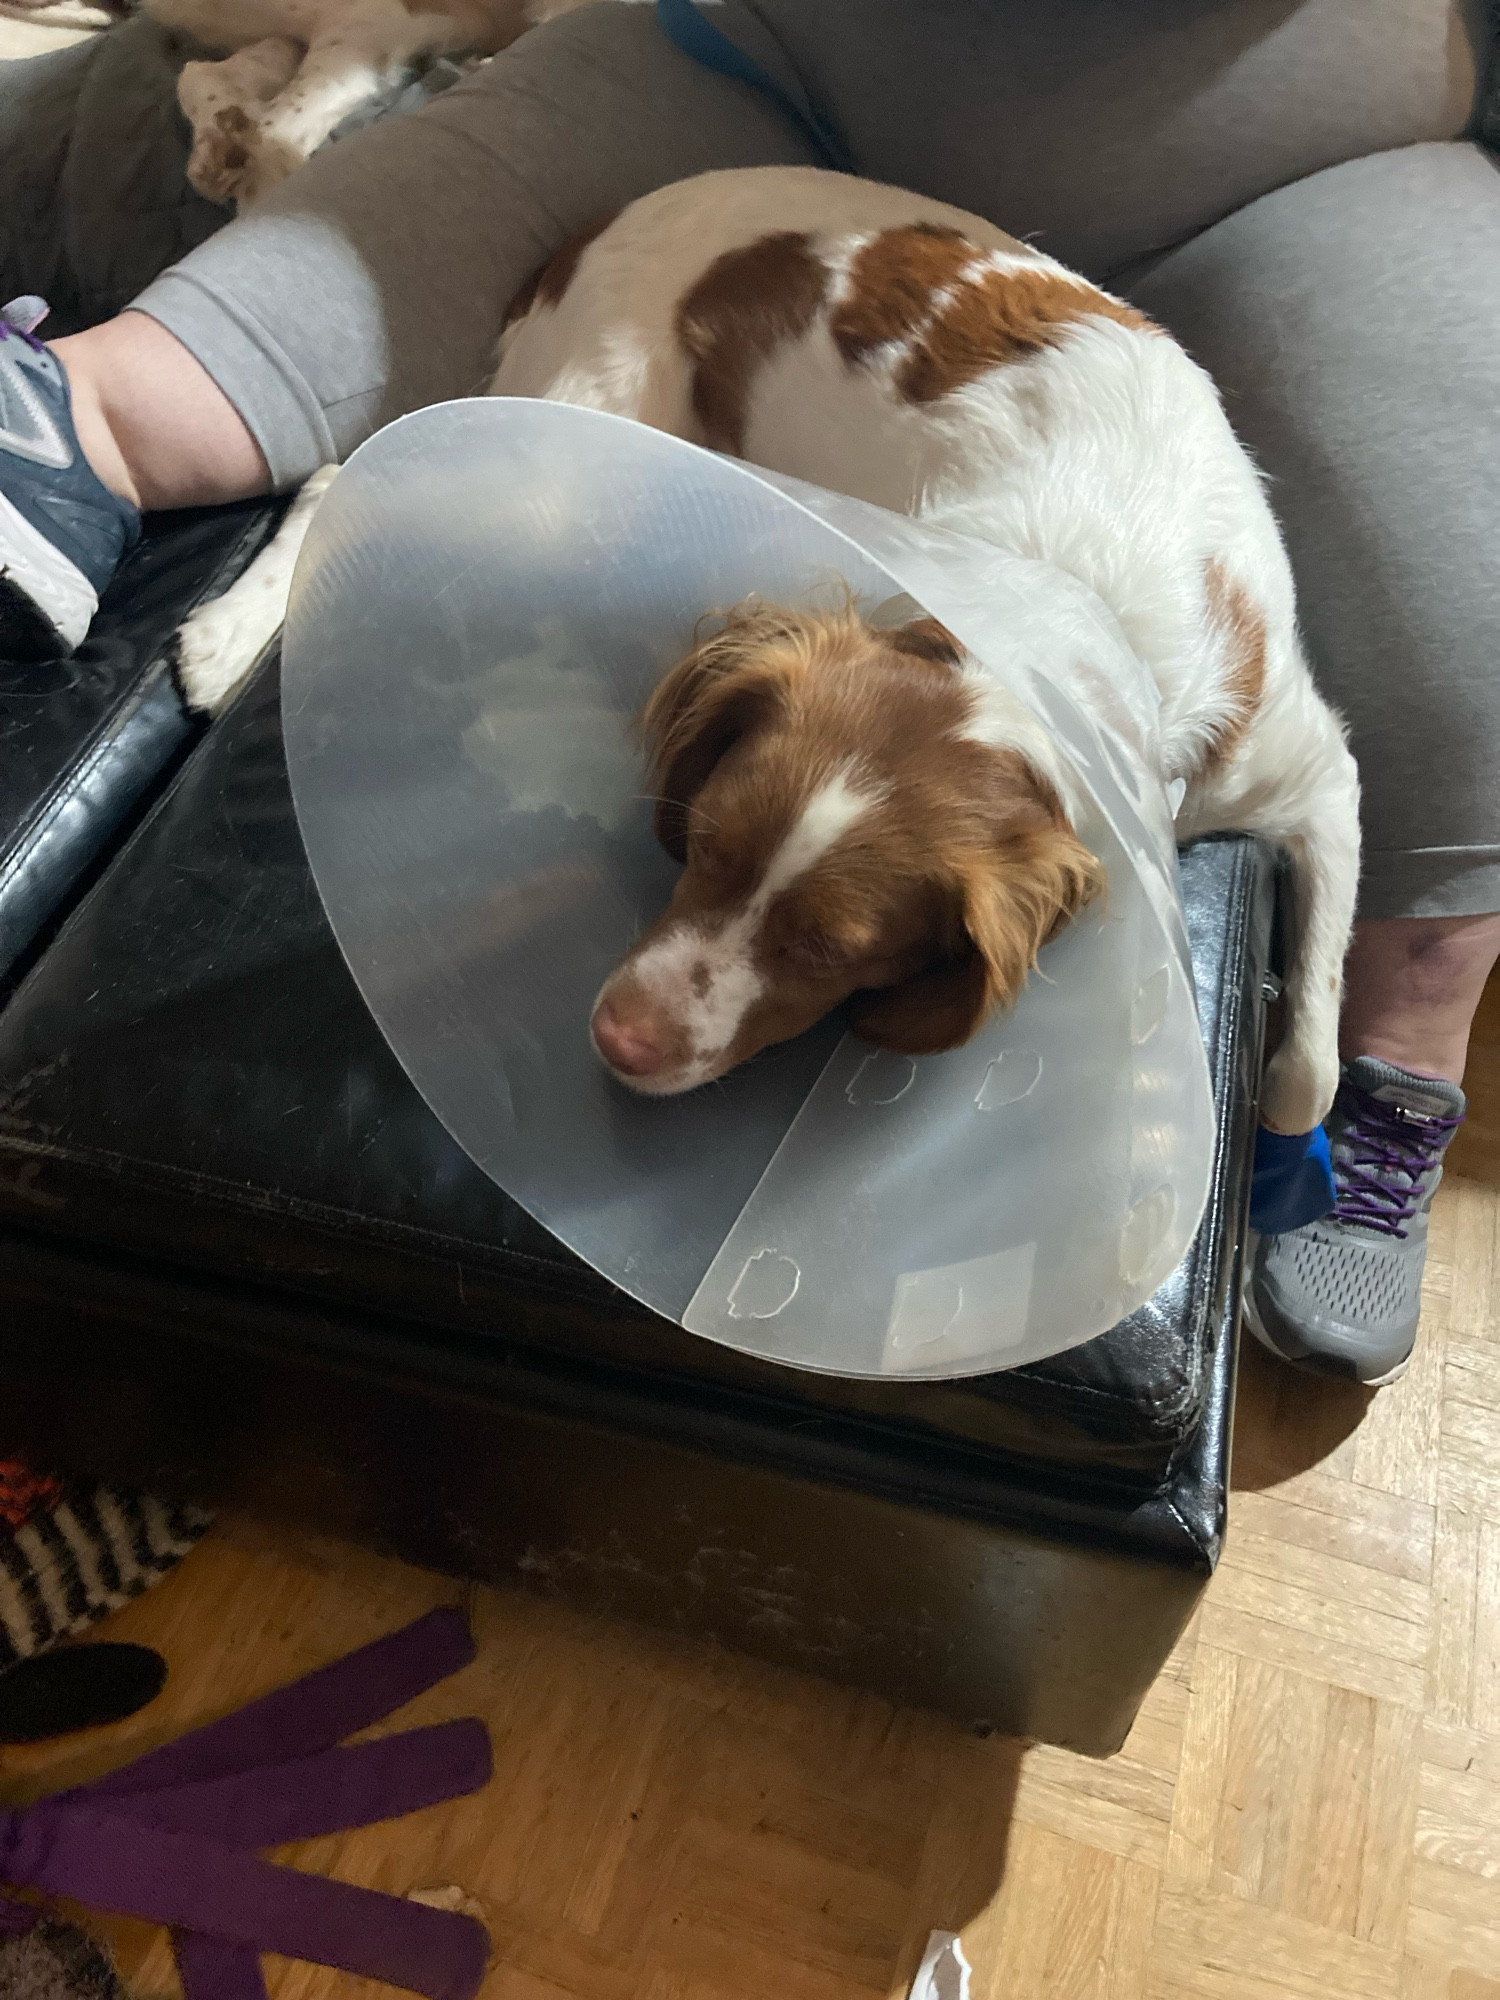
[0,1465,211,1670]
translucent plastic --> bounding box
[282,399,1215,1379]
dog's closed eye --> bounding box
[782,930,864,970]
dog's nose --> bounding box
[592,998,666,1078]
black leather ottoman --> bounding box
[0,497,286,999]
[0,651,1274,1754]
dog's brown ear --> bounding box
[847,944,991,1055]
[850,803,1103,1055]
[884,616,963,667]
[642,648,773,863]
[642,602,833,859]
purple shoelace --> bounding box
[0,295,49,354]
[1332,1083,1462,1238]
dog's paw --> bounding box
[1259,1042,1339,1138]
[173,578,285,716]
[184,102,262,206]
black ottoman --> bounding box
[0,498,286,997]
[0,652,1274,1754]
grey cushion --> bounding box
[0,17,220,335]
[755,0,1491,275]
[1132,140,1500,920]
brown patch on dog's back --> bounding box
[825,221,1158,403]
[675,232,830,455]
[898,263,1158,404]
[828,223,975,366]
[1202,557,1267,771]
[504,211,619,329]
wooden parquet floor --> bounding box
[9,984,1500,1999]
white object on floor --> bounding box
[408,1883,488,1922]
[909,1931,973,2000]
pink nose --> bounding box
[592,997,666,1078]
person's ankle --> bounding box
[49,336,144,513]
[1339,1040,1467,1088]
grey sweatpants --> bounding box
[4,0,1497,918]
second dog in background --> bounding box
[143,0,607,206]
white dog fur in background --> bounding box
[148,0,622,206]
[1,0,622,202]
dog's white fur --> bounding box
[492,169,1359,1132]
[144,0,614,207]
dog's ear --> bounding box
[643,602,839,860]
[849,768,1103,1055]
[883,616,963,667]
[642,638,778,862]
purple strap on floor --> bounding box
[0,1608,492,2000]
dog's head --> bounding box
[590,603,1103,1094]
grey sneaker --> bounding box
[1244,1056,1465,1385]
[0,295,140,660]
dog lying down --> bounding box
[188,165,1361,1136]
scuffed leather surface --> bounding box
[0,652,1272,1486]
[0,497,286,995]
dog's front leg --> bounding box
[174,464,339,716]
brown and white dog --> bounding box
[490,168,1361,1133]
[186,166,1359,1133]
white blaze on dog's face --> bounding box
[589,605,1104,1095]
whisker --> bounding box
[629,791,724,836]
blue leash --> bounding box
[654,0,856,174]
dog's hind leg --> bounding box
[247,0,467,188]
[1257,717,1363,1136]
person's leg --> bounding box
[1131,141,1500,1382]
[1,4,822,653]
[53,314,269,512]
[114,4,823,497]
[1341,915,1500,1086]
[0,16,226,334]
